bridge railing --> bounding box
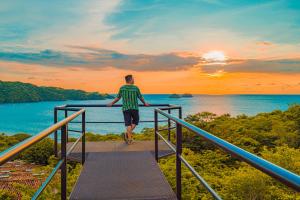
[53,104,172,156]
[0,107,86,200]
[154,107,300,200]
[1,103,171,200]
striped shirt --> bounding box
[117,85,143,111]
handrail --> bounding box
[0,109,85,165]
[65,104,171,107]
[68,120,168,124]
[53,104,174,156]
[154,107,300,200]
[0,108,86,200]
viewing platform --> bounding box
[69,141,176,200]
[0,104,299,200]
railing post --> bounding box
[179,106,182,119]
[154,110,158,162]
[82,111,86,164]
[54,108,58,157]
[168,109,171,141]
[61,125,67,200]
[64,109,68,143]
[176,122,182,200]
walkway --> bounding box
[69,141,177,200]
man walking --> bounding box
[107,75,149,144]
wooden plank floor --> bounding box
[69,141,177,200]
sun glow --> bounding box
[202,51,227,62]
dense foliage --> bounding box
[156,104,300,199]
[0,133,30,152]
[1,105,300,199]
[0,80,114,103]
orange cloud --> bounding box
[1,61,300,94]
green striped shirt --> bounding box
[117,85,143,111]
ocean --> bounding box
[0,95,299,136]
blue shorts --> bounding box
[123,109,139,126]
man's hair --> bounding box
[125,74,133,83]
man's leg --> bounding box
[131,124,137,131]
[128,110,139,142]
[126,125,133,140]
[123,110,131,143]
[127,124,136,141]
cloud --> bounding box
[105,0,300,45]
[0,48,200,71]
[201,59,300,73]
[1,46,300,73]
[256,41,273,46]
[1,47,300,74]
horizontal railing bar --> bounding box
[69,120,168,124]
[66,134,83,156]
[158,126,176,131]
[179,155,222,200]
[55,105,67,109]
[31,159,64,200]
[0,109,85,165]
[156,131,176,153]
[158,151,175,159]
[55,107,81,111]
[159,106,182,110]
[155,108,300,191]
[68,129,82,133]
[65,104,171,108]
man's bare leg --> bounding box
[126,125,133,144]
[131,124,136,131]
[126,124,136,144]
[128,124,136,138]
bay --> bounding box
[0,94,299,136]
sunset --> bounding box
[1,1,300,199]
[1,0,300,94]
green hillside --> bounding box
[0,81,113,103]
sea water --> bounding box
[0,95,299,136]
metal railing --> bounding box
[0,107,86,200]
[0,103,171,200]
[53,104,171,156]
[154,107,300,200]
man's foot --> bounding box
[128,138,134,145]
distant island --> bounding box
[169,94,181,98]
[0,80,114,103]
[182,93,193,98]
[169,93,193,98]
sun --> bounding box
[202,51,227,62]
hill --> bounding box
[0,80,113,103]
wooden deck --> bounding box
[69,141,177,200]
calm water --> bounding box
[0,95,300,136]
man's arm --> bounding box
[137,88,150,106]
[139,96,150,106]
[107,97,120,107]
[107,89,121,106]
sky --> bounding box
[0,0,300,94]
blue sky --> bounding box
[1,0,300,53]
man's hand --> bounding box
[144,103,150,107]
[107,102,113,107]
[107,97,120,107]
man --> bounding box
[107,75,149,144]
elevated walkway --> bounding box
[1,104,299,200]
[69,141,176,200]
